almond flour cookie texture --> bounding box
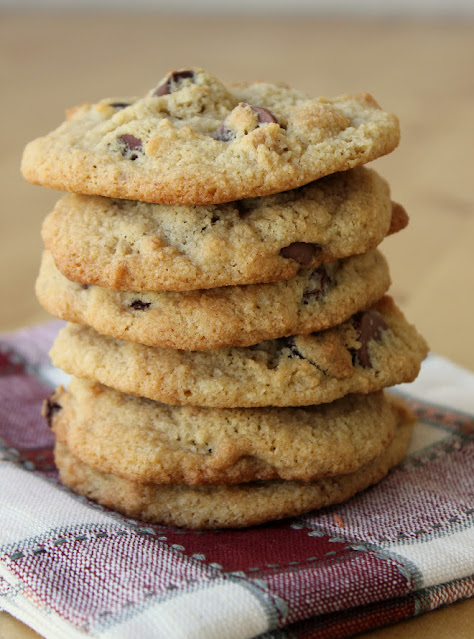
[47,378,398,485]
[53,399,415,529]
[50,297,428,408]
[36,249,391,350]
[42,167,407,291]
[24,66,427,530]
[21,68,400,204]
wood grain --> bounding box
[0,13,472,638]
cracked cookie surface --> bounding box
[42,167,406,291]
[51,297,428,407]
[37,250,390,350]
[22,68,400,204]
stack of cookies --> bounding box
[22,68,428,529]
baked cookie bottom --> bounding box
[54,399,414,529]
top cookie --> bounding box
[21,68,400,204]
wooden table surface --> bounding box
[0,13,473,639]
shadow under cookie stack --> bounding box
[22,68,428,529]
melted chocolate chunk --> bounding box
[250,105,278,124]
[118,134,143,161]
[118,134,143,152]
[153,70,195,96]
[109,102,130,109]
[130,300,151,311]
[239,102,278,124]
[43,397,62,428]
[280,242,322,266]
[352,310,388,368]
[302,266,332,304]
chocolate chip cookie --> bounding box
[51,297,428,407]
[42,167,406,291]
[22,68,400,204]
[53,396,414,529]
[37,249,390,350]
[48,377,398,485]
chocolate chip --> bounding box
[153,70,195,97]
[214,104,278,142]
[118,134,143,161]
[109,102,130,109]
[130,300,151,311]
[280,242,322,265]
[352,310,388,368]
[215,121,235,142]
[303,266,331,303]
[42,397,61,428]
[239,102,278,124]
[286,336,305,360]
[250,105,278,124]
[81,284,89,290]
[118,134,142,152]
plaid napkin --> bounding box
[0,322,473,639]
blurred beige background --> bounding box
[2,0,474,13]
[1,11,473,368]
[0,6,473,639]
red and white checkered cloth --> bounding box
[0,322,473,639]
